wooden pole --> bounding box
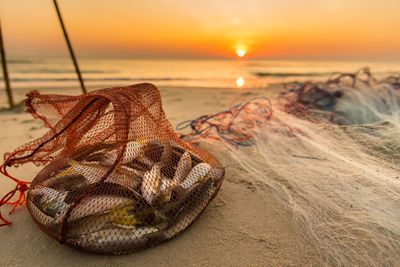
[0,18,14,108]
[53,0,87,94]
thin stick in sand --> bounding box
[0,19,14,109]
[53,0,87,94]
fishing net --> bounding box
[177,97,273,146]
[0,83,224,254]
[178,70,400,266]
[278,67,398,124]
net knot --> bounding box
[0,181,30,226]
[18,183,29,193]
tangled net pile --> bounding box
[180,69,400,266]
[177,97,273,146]
[0,83,224,254]
[279,67,400,125]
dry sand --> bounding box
[0,85,320,266]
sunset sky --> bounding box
[1,0,400,60]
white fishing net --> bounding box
[197,76,400,266]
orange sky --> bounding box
[1,0,400,59]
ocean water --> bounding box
[1,57,400,91]
[0,57,399,108]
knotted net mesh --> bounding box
[0,83,224,254]
[176,70,400,266]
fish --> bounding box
[60,195,136,222]
[108,165,143,190]
[29,186,69,219]
[156,151,192,203]
[67,197,164,238]
[135,156,155,167]
[46,174,89,192]
[207,167,225,183]
[70,160,109,184]
[66,226,159,254]
[99,141,146,166]
[160,139,172,164]
[145,138,171,163]
[70,160,142,189]
[158,178,176,203]
[110,203,140,229]
[180,162,212,189]
[27,199,65,227]
[82,151,107,162]
[141,164,162,205]
[162,178,216,239]
[110,201,169,230]
[172,151,192,184]
[28,170,145,228]
[159,178,175,194]
[67,200,140,238]
[64,182,142,204]
[169,139,203,165]
[66,210,113,238]
[39,165,79,188]
[45,181,142,224]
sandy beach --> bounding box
[0,84,321,266]
[2,0,400,264]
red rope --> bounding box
[0,156,31,226]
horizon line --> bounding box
[5,54,400,62]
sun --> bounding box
[236,48,246,57]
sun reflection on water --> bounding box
[236,77,245,87]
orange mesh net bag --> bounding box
[0,83,224,254]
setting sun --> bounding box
[237,49,246,57]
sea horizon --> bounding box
[1,57,400,93]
